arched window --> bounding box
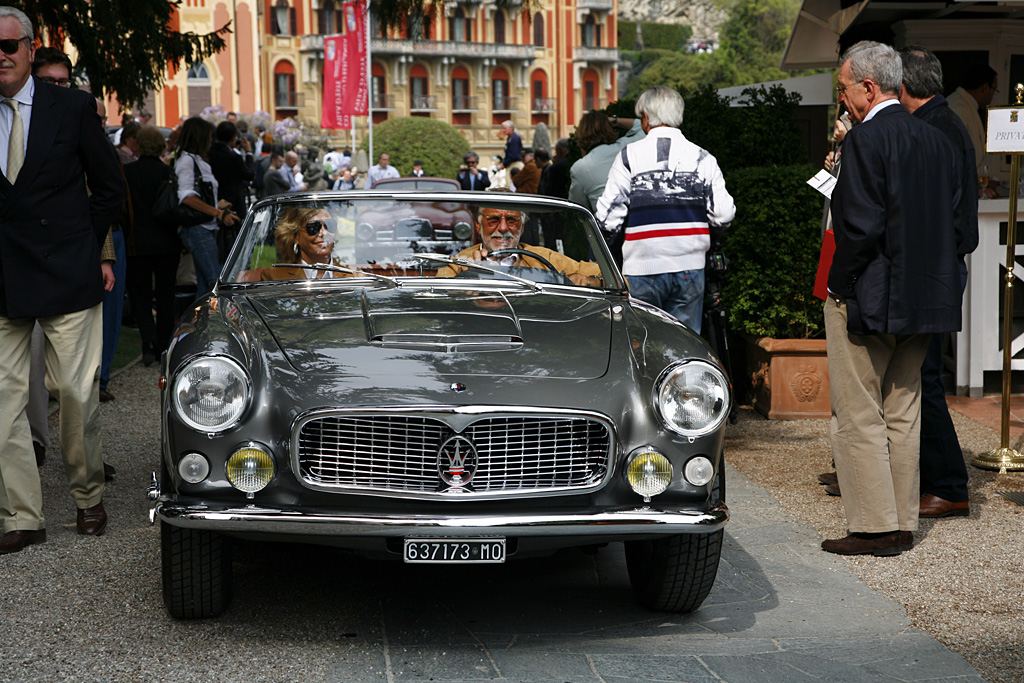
[186,63,211,115]
[494,11,505,44]
[582,68,600,111]
[410,63,431,111]
[492,67,510,112]
[531,70,549,112]
[274,60,297,110]
[452,65,471,111]
[271,0,295,36]
[533,13,545,47]
[582,14,598,47]
[371,62,387,109]
[449,8,471,42]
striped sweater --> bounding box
[596,127,735,276]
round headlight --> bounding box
[172,356,250,432]
[684,456,715,486]
[453,221,473,241]
[226,445,275,494]
[626,449,673,499]
[178,453,210,484]
[655,361,730,437]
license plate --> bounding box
[403,538,506,563]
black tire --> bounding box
[625,529,724,613]
[161,522,233,619]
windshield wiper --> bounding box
[271,263,400,287]
[413,253,541,291]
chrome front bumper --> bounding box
[151,500,728,537]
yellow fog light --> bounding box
[226,445,274,496]
[626,449,673,500]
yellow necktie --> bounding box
[4,98,23,183]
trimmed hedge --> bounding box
[358,117,471,179]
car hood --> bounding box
[244,287,613,379]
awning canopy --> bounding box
[781,0,1024,70]
[717,73,835,107]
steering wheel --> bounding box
[488,249,562,276]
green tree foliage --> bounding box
[14,0,229,110]
[359,117,470,178]
[618,21,692,51]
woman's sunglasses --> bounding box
[305,219,336,236]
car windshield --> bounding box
[222,192,626,290]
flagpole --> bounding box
[365,0,373,164]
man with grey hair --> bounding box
[0,6,125,552]
[595,85,735,333]
[898,45,978,520]
[498,120,522,167]
[822,41,962,557]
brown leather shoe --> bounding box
[817,471,838,486]
[77,503,107,536]
[0,529,46,554]
[821,531,903,556]
[899,530,914,551]
[919,493,969,518]
[824,482,841,496]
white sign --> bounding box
[987,106,1024,153]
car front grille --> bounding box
[295,412,612,497]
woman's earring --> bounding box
[293,243,299,255]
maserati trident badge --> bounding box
[437,435,478,489]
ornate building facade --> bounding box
[127,0,619,158]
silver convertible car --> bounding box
[150,191,731,619]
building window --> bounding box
[582,69,600,111]
[582,14,598,47]
[271,0,295,36]
[186,63,211,116]
[187,63,210,83]
[410,64,430,111]
[453,75,470,110]
[407,12,430,40]
[274,61,298,109]
[319,7,343,34]
[533,13,545,47]
[494,11,505,44]
[449,8,472,42]
[372,75,386,108]
[492,75,510,111]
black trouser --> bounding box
[126,253,181,352]
[919,262,969,502]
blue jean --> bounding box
[178,225,221,299]
[100,228,126,389]
[627,269,705,333]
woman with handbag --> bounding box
[173,116,240,298]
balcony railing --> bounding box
[532,97,556,113]
[372,93,396,111]
[373,38,535,60]
[577,0,614,10]
[573,46,620,63]
[275,91,304,108]
[411,94,438,111]
[300,34,324,53]
[452,95,477,112]
[492,96,517,113]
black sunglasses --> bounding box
[304,219,335,236]
[38,76,71,87]
[0,37,27,55]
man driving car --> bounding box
[437,207,603,287]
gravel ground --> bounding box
[724,405,1024,683]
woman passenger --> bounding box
[261,207,345,280]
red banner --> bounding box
[321,0,368,130]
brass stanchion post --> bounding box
[973,84,1024,472]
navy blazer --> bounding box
[457,169,490,191]
[0,78,125,318]
[828,103,962,335]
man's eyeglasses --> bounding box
[304,219,336,236]
[38,76,71,87]
[836,79,867,95]
[484,214,521,229]
[0,37,28,55]
[466,160,478,165]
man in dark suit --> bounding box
[456,152,490,191]
[0,7,125,554]
[898,46,978,519]
[208,120,253,259]
[822,41,962,557]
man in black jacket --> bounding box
[208,120,254,258]
[898,46,979,519]
[0,7,125,552]
[822,41,962,557]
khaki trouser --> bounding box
[825,300,929,533]
[0,304,104,532]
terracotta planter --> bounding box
[747,337,830,420]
